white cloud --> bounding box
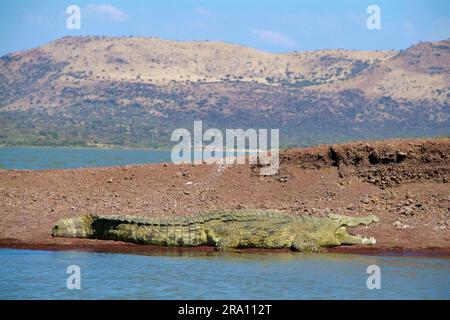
[403,22,415,34]
[193,7,215,18]
[251,29,299,48]
[85,4,128,22]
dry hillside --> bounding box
[0,36,448,148]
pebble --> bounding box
[401,206,414,216]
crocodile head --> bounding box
[52,215,95,238]
[312,214,380,247]
[329,214,380,246]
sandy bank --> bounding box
[0,138,448,256]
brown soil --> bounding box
[0,138,449,256]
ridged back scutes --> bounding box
[94,210,295,226]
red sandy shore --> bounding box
[0,138,449,257]
[1,238,449,257]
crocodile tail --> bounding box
[52,215,96,238]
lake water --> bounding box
[0,147,251,170]
[0,249,448,299]
[0,147,172,170]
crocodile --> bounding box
[52,210,379,252]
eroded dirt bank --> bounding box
[0,138,449,256]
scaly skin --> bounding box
[52,210,379,252]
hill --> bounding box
[0,36,448,148]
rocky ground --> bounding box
[0,138,449,256]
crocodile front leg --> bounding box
[291,235,321,252]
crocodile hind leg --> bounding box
[215,236,241,251]
[206,225,241,251]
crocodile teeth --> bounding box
[363,236,376,244]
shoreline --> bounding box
[1,238,449,258]
[1,138,448,258]
[2,135,448,153]
[0,144,272,155]
[0,144,172,151]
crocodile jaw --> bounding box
[357,234,377,245]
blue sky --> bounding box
[0,0,449,55]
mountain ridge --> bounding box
[0,36,448,148]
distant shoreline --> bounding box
[0,144,172,151]
[0,144,273,153]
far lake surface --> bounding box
[0,249,449,299]
[0,147,250,170]
[0,147,449,299]
[0,147,172,170]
